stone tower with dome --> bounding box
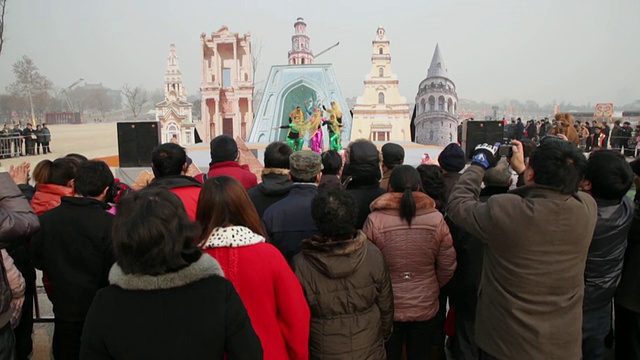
[413,44,459,147]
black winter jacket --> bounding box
[81,254,263,360]
[583,196,634,311]
[248,169,292,218]
[31,197,114,321]
[615,195,640,313]
[262,184,319,265]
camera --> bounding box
[498,144,513,158]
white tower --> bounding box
[351,26,411,142]
[414,44,459,146]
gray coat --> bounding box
[447,165,597,360]
[0,173,40,327]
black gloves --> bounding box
[471,143,500,169]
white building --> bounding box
[351,26,411,142]
[413,44,459,146]
[155,44,196,145]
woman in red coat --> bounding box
[196,176,310,360]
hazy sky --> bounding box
[1,0,638,106]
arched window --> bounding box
[378,92,385,105]
[420,98,426,113]
[379,47,383,55]
[429,96,435,112]
[301,58,306,64]
[447,98,453,113]
[379,68,384,77]
[429,130,434,141]
[430,82,435,88]
[438,96,445,111]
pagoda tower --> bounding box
[288,18,314,65]
[351,26,411,142]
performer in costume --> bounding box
[273,107,305,151]
[308,108,324,154]
[323,102,343,151]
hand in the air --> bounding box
[9,162,30,185]
[471,143,501,169]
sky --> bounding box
[1,0,639,107]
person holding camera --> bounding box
[447,140,598,360]
[31,160,116,360]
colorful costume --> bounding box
[308,108,324,154]
[279,107,305,151]
[323,102,343,151]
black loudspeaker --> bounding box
[117,121,161,167]
[462,120,505,159]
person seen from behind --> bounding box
[380,143,405,190]
[148,143,201,220]
[318,150,343,191]
[447,140,597,359]
[194,135,257,190]
[31,160,116,360]
[247,141,293,218]
[197,176,310,360]
[363,165,456,360]
[579,150,634,360]
[294,190,394,359]
[80,188,262,359]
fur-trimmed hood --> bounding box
[300,230,368,279]
[369,191,437,212]
[201,226,265,249]
[255,168,292,196]
[109,254,224,291]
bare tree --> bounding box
[7,55,53,124]
[122,84,147,119]
[251,37,263,82]
[87,88,112,120]
[0,0,7,57]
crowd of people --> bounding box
[504,116,640,155]
[0,126,639,360]
[0,123,52,159]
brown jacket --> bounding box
[447,165,597,360]
[294,231,393,360]
[363,192,456,322]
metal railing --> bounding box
[0,135,23,158]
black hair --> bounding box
[264,141,293,169]
[49,157,81,186]
[74,160,115,197]
[586,150,633,201]
[389,165,422,226]
[112,188,202,276]
[65,153,88,162]
[416,164,447,211]
[151,143,187,177]
[321,150,342,176]
[311,190,357,241]
[528,140,587,195]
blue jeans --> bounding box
[582,304,611,360]
[0,323,16,360]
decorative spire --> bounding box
[166,43,181,74]
[427,43,448,78]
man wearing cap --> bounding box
[195,135,257,190]
[23,124,35,156]
[380,143,404,190]
[262,150,322,265]
[438,143,466,197]
[148,143,201,220]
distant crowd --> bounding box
[0,123,52,159]
[1,124,640,360]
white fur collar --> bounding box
[201,226,265,249]
[109,254,224,291]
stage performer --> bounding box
[308,108,324,154]
[274,107,305,151]
[323,102,343,151]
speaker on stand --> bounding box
[117,121,161,167]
